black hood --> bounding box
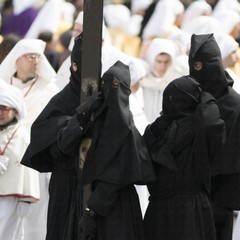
[162,75,201,119]
[70,33,83,88]
[189,33,231,99]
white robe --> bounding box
[0,38,60,240]
[10,76,59,135]
[9,77,59,240]
[129,87,150,216]
[129,87,149,135]
[0,123,40,240]
[141,71,173,123]
[227,68,240,94]
[233,211,240,240]
[141,56,189,123]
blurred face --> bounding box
[0,105,18,126]
[154,53,172,77]
[223,50,239,68]
[15,53,42,81]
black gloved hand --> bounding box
[79,208,97,240]
[150,115,173,138]
[196,92,221,126]
[76,92,103,129]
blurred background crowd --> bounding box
[0,0,240,239]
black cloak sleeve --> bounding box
[21,83,82,172]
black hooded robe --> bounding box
[21,33,88,240]
[21,77,84,240]
[143,76,225,240]
[80,61,156,240]
[189,33,240,240]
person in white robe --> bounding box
[212,9,240,41]
[130,0,153,16]
[128,58,151,217]
[141,0,184,41]
[181,0,212,30]
[129,58,149,135]
[141,37,188,123]
[212,0,240,18]
[25,0,75,39]
[0,38,59,240]
[103,3,143,56]
[0,38,59,135]
[181,15,221,36]
[0,84,40,240]
[214,32,240,93]
[139,0,193,72]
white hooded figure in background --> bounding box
[103,3,143,56]
[214,33,240,93]
[56,11,113,90]
[141,0,184,41]
[141,38,188,123]
[212,9,240,41]
[0,84,40,240]
[181,0,212,30]
[0,38,59,240]
[212,0,240,18]
[130,0,153,16]
[129,58,149,135]
[24,0,75,39]
[181,15,221,36]
[0,38,59,135]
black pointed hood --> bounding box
[189,33,231,99]
[81,61,156,185]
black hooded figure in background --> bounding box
[189,33,240,240]
[78,60,156,240]
[143,75,225,240]
[21,34,103,240]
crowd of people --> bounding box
[0,0,240,240]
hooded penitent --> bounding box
[188,33,231,99]
[81,61,155,186]
[146,75,225,194]
[21,33,84,240]
[0,84,27,121]
[162,75,201,119]
[143,75,225,240]
[189,35,240,211]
